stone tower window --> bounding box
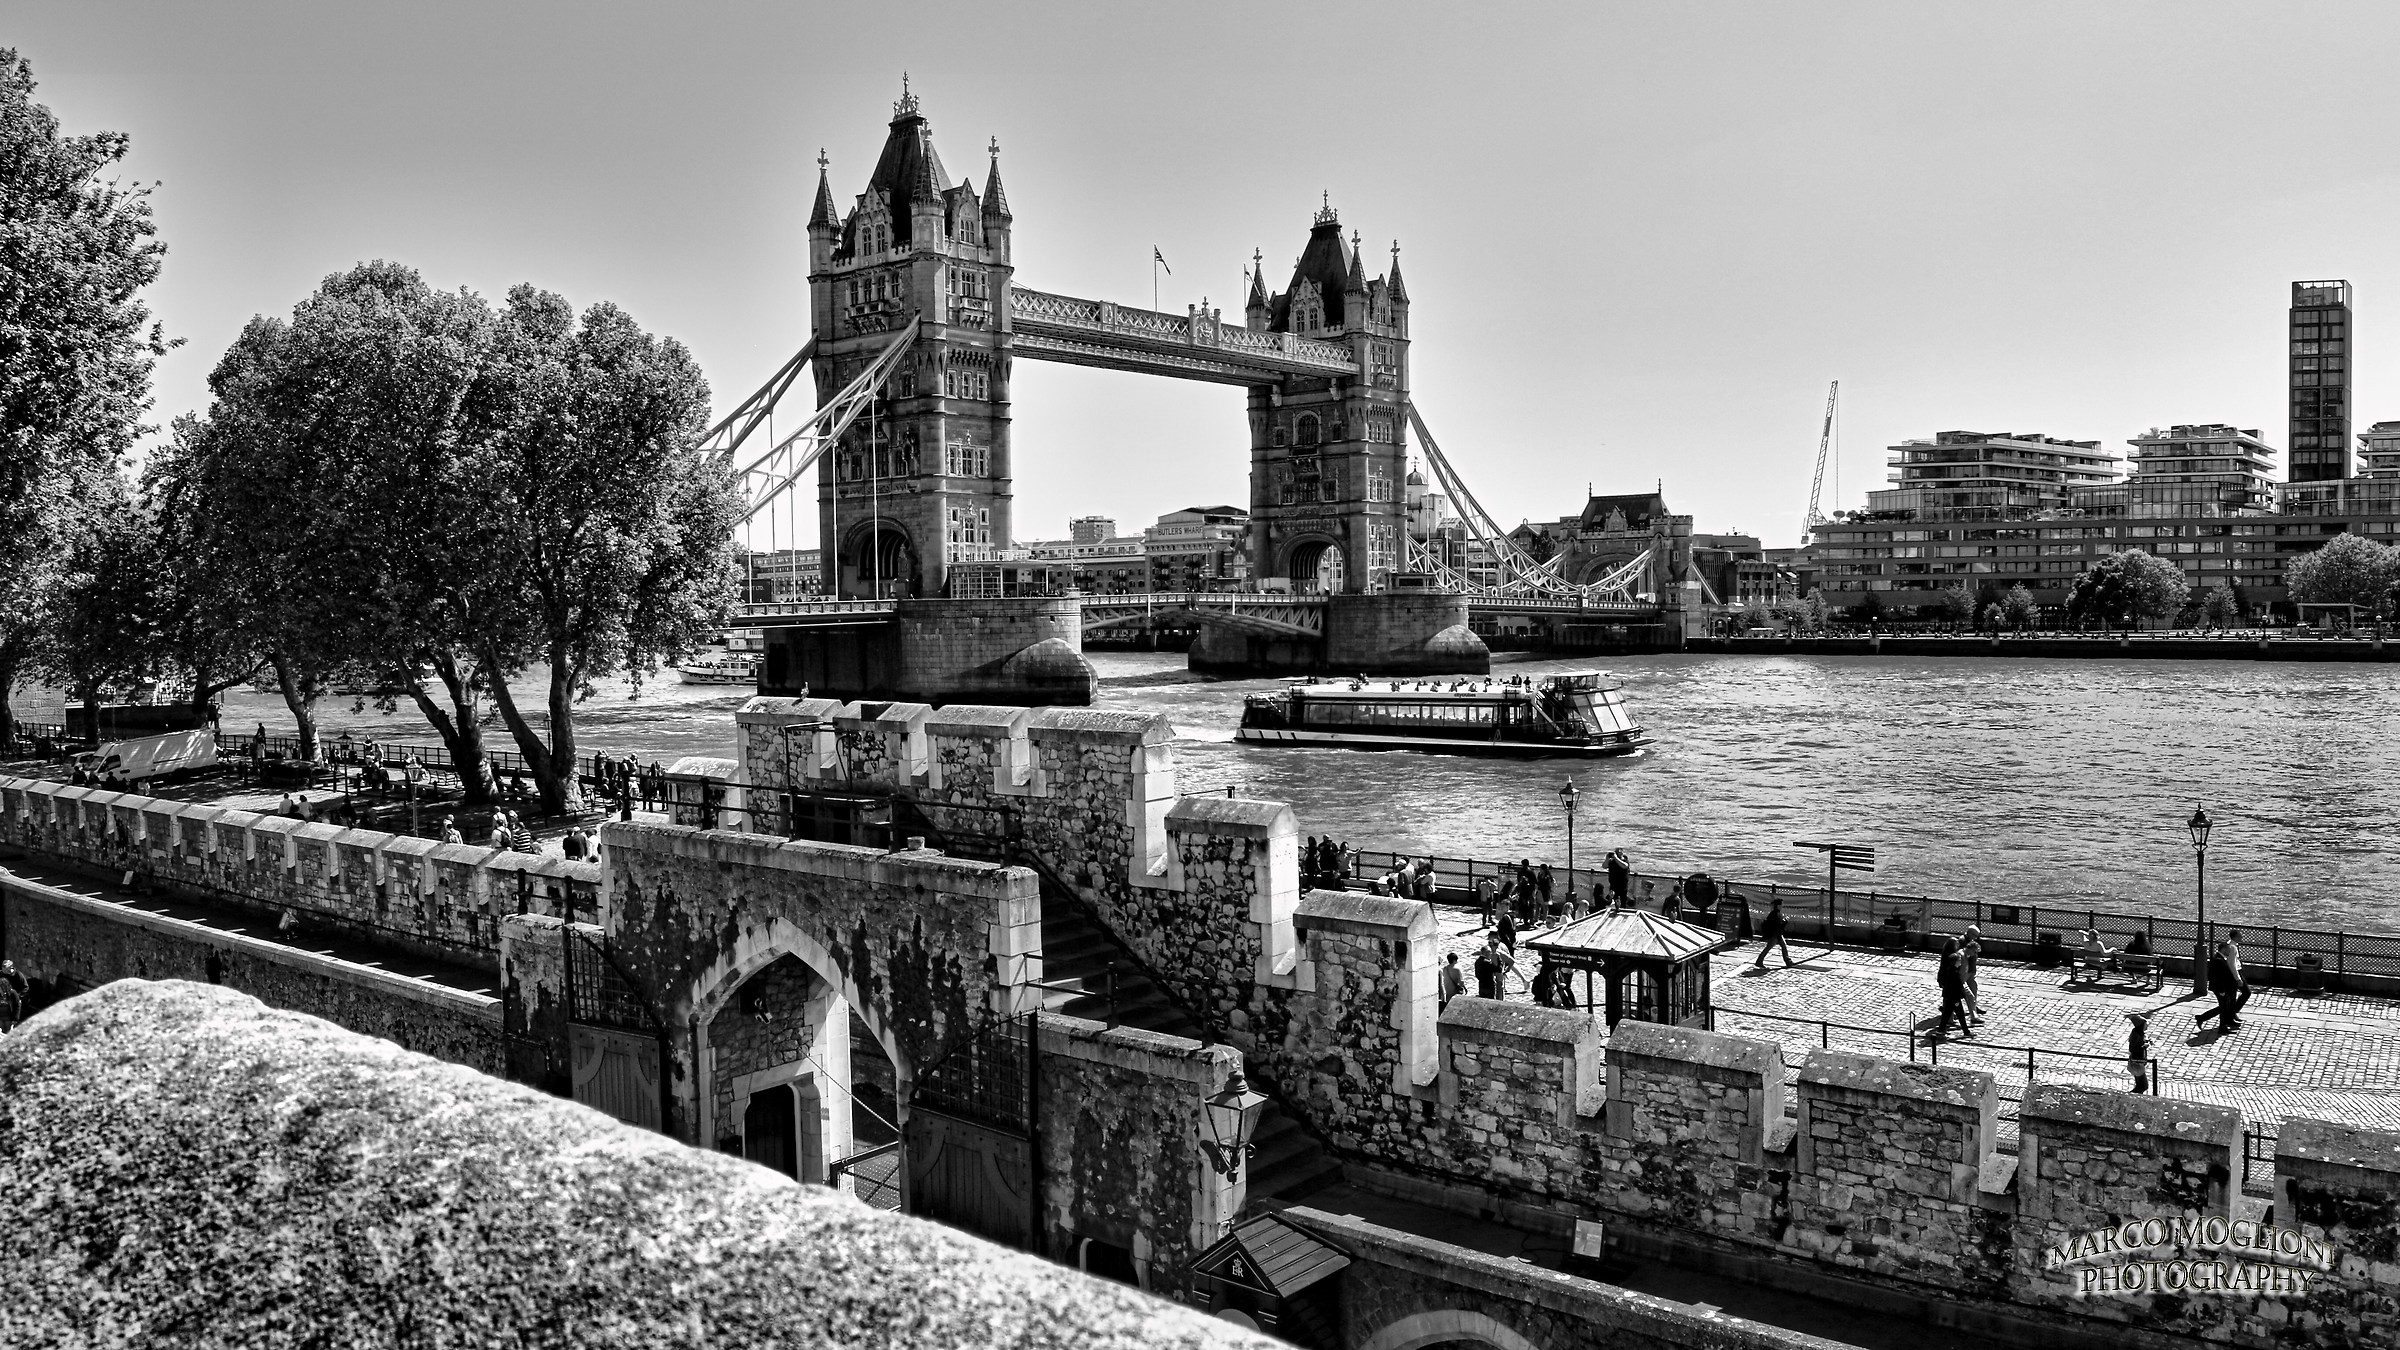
[1296,414,1321,448]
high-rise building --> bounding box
[2287,279,2353,482]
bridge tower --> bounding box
[807,85,1013,600]
[1245,202,1412,595]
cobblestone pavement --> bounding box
[1432,908,2400,1146]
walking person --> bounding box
[1476,875,1500,929]
[562,824,590,861]
[1752,897,1793,969]
[1439,952,1466,1010]
[1960,924,1985,1024]
[1605,848,1630,905]
[1536,864,1555,924]
[1937,937,1973,1037]
[1496,905,1518,956]
[2125,1012,2152,1094]
[506,810,536,854]
[2196,938,2246,1032]
[2224,930,2252,1025]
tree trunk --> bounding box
[269,652,322,762]
[481,640,576,817]
[0,640,19,754]
[405,649,493,807]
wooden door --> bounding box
[745,1083,799,1180]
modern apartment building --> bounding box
[740,548,824,602]
[2357,421,2400,478]
[2288,280,2353,482]
[1865,430,2120,519]
[1812,423,2399,610]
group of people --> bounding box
[1935,926,1988,1036]
[594,754,669,811]
[1301,836,1355,891]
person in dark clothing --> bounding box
[1496,907,1518,955]
[1536,864,1555,922]
[2125,1012,2152,1093]
[1439,952,1466,1009]
[1753,897,1793,968]
[1937,937,1973,1037]
[1472,937,1513,1000]
[1303,836,1321,887]
[1605,849,1630,904]
[2196,940,2245,1032]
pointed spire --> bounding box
[894,71,920,120]
[808,149,839,230]
[1246,249,1268,307]
[1345,230,1368,293]
[1386,238,1408,302]
[982,134,1011,219]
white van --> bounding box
[77,729,219,791]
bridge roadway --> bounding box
[1006,285,1360,385]
[731,592,1662,636]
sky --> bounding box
[15,1,2400,550]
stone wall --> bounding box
[0,980,1270,1350]
[1038,1014,1245,1303]
[1285,1207,1846,1350]
[2273,1118,2400,1348]
[1598,1021,1787,1247]
[2,870,504,1076]
[589,820,1041,1144]
[1789,1052,2008,1296]
[0,775,599,970]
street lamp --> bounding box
[1558,779,1580,888]
[1198,1068,1270,1181]
[2188,805,2212,996]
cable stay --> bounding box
[718,320,921,526]
[1406,404,1653,604]
[699,339,818,460]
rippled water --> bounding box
[30,651,2400,930]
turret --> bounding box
[981,137,1012,264]
[807,150,841,270]
[1245,249,1269,330]
[1343,229,1369,332]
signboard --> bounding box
[1572,1219,1607,1259]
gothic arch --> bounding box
[1356,1309,1546,1350]
[1283,534,1346,593]
[840,518,919,597]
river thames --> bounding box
[41,651,2400,932]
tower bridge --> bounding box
[713,87,1687,704]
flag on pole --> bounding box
[1153,247,1172,275]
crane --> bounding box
[1804,380,1838,537]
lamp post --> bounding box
[1199,1068,1270,1183]
[1558,779,1579,891]
[2188,805,2212,996]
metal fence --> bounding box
[1341,847,2400,983]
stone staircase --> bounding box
[1032,890,1341,1205]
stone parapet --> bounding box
[1596,1023,1788,1244]
[0,981,1266,1349]
[1789,1052,2004,1291]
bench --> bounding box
[2067,942,2162,991]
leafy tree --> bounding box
[456,285,735,813]
[2285,532,2398,619]
[1853,590,1886,625]
[1933,583,1974,628]
[1999,582,2039,631]
[0,50,169,745]
[1981,602,2004,630]
[29,473,172,733]
[2200,581,2239,629]
[2068,549,2188,630]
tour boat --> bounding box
[1235,670,1650,757]
[672,653,762,686]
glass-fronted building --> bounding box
[2289,280,2353,483]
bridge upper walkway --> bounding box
[1007,286,1359,385]
[729,592,1661,631]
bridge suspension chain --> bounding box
[1406,405,1650,604]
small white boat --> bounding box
[1236,669,1649,757]
[673,653,761,686]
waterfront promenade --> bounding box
[1433,906,2400,1195]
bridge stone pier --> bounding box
[758,595,1096,706]
[1188,590,1488,678]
